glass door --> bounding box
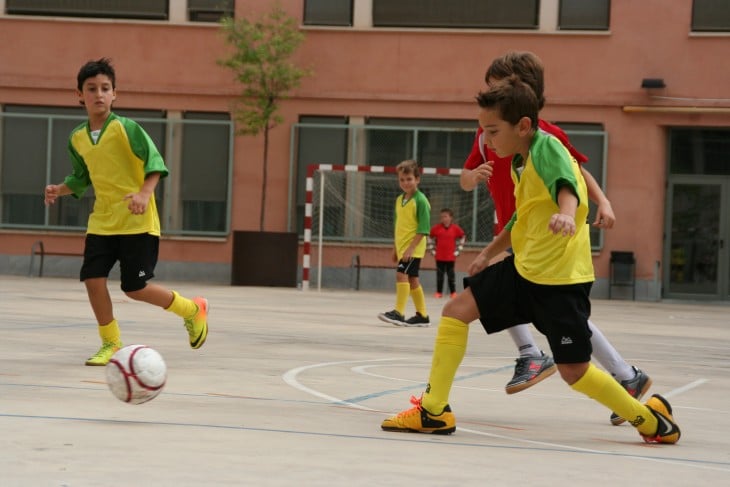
[664,178,728,299]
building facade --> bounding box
[1,0,729,301]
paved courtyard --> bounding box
[1,275,728,486]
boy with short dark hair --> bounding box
[44,58,209,366]
[377,159,431,327]
[381,77,680,444]
[462,52,651,426]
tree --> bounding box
[219,6,311,231]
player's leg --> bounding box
[119,234,208,349]
[434,261,445,298]
[446,261,457,298]
[381,289,479,433]
[378,262,410,325]
[80,235,122,366]
[504,324,556,394]
[588,320,652,425]
[382,256,521,434]
[402,260,429,326]
[536,283,679,444]
[566,362,679,444]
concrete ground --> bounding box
[1,275,728,486]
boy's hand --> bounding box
[592,200,615,229]
[548,213,576,236]
[470,162,493,185]
[467,252,489,276]
[44,185,61,206]
[124,192,151,215]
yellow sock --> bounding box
[422,316,469,414]
[165,291,197,319]
[98,319,121,344]
[395,282,410,315]
[571,363,658,436]
[410,285,427,316]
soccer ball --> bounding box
[106,345,167,404]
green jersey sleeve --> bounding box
[119,117,169,179]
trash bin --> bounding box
[231,231,298,287]
[609,251,635,300]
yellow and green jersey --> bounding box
[64,113,168,236]
[505,129,594,285]
[394,190,431,259]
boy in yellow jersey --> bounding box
[381,77,680,444]
[377,159,431,327]
[43,58,208,366]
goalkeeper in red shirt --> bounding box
[428,208,466,299]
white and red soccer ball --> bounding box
[106,345,167,404]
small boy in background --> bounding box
[377,160,431,327]
[428,208,465,298]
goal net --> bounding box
[302,164,495,291]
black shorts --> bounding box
[464,254,593,364]
[396,258,422,277]
[80,233,159,292]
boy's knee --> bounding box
[557,362,589,385]
[123,286,147,301]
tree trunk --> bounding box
[260,124,269,231]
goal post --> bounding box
[302,164,495,291]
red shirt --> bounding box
[430,223,465,262]
[463,119,588,233]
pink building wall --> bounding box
[1,0,728,291]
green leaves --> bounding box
[218,6,311,135]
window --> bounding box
[669,128,730,175]
[294,115,349,234]
[559,0,610,30]
[0,107,233,236]
[179,112,231,232]
[365,118,475,169]
[372,0,539,29]
[692,0,730,32]
[303,0,353,26]
[557,123,608,250]
[188,0,234,22]
[5,0,168,20]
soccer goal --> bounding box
[302,164,495,291]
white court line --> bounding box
[282,358,404,411]
[283,359,729,472]
[662,378,708,399]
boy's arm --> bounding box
[548,186,578,237]
[461,131,493,191]
[44,183,73,206]
[467,229,511,275]
[580,166,615,229]
[124,172,161,215]
[402,233,425,261]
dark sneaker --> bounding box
[378,310,406,325]
[610,366,653,425]
[381,395,456,434]
[400,312,430,327]
[640,394,681,444]
[505,351,557,394]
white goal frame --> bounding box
[302,163,466,291]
